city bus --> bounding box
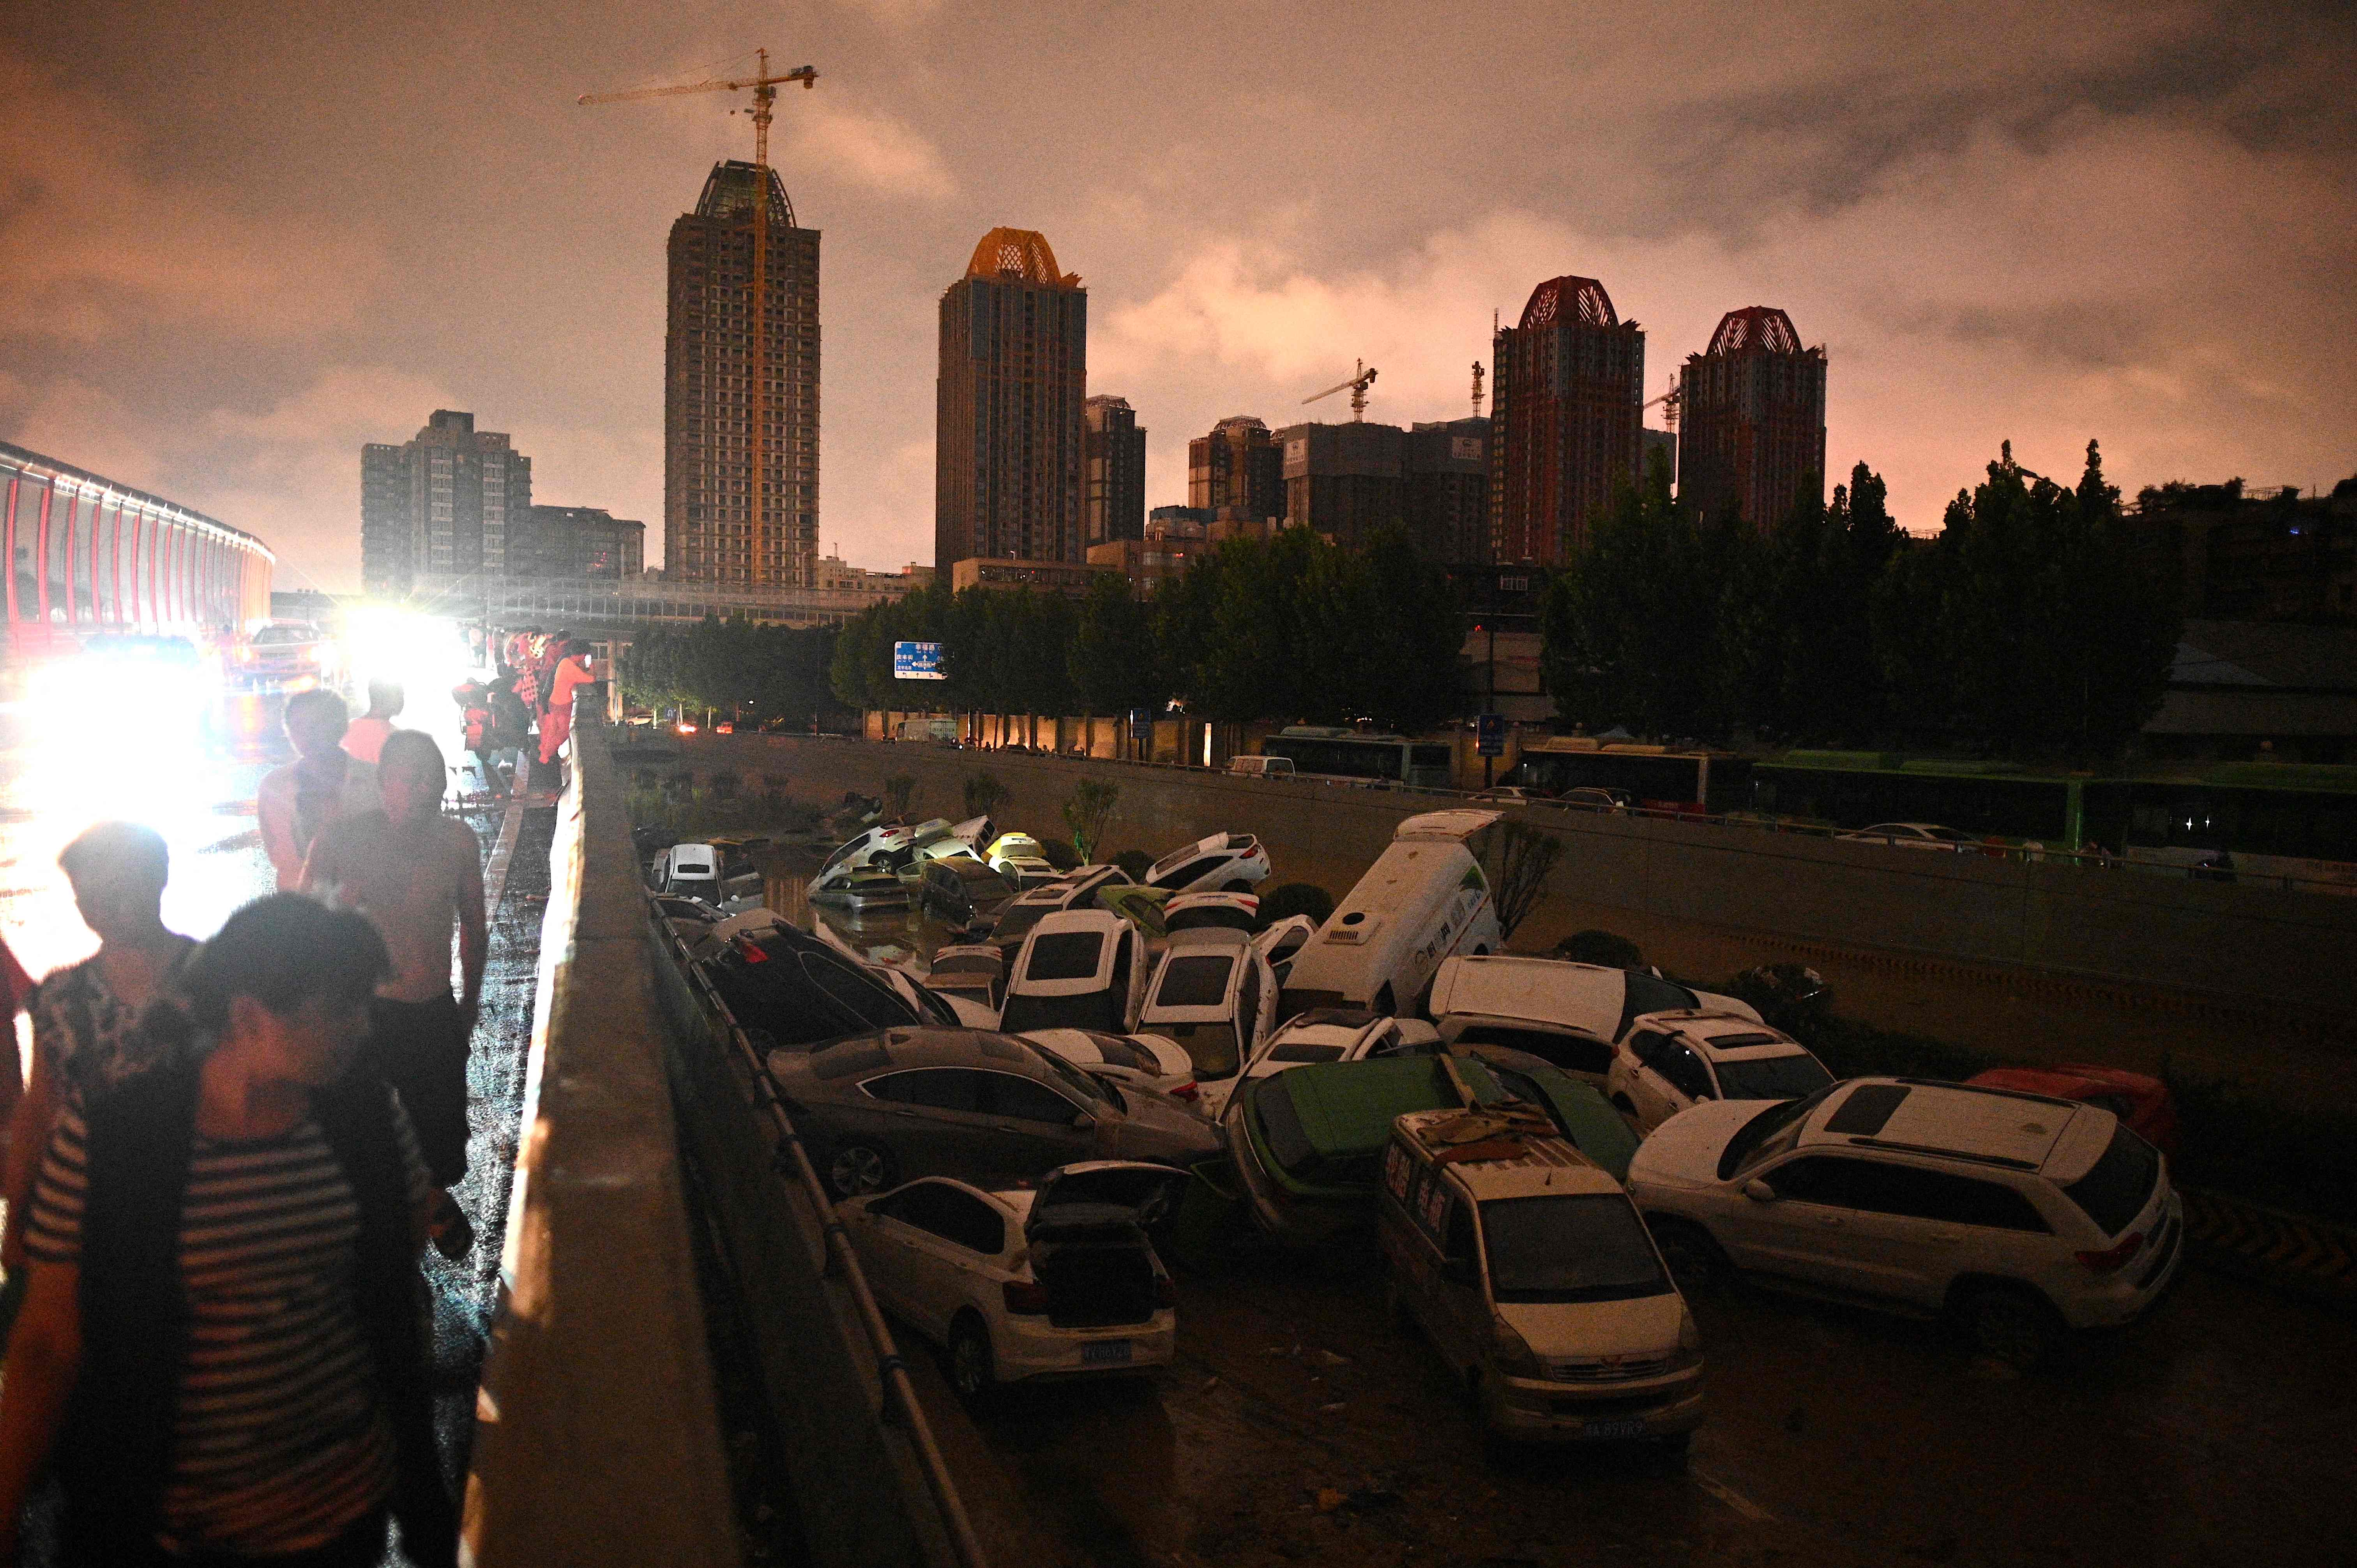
[1500,738,1753,814]
[1259,727,1454,789]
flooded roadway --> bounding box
[745,840,2357,1568]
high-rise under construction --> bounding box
[664,160,820,585]
[1488,274,1644,566]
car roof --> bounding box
[1799,1078,2090,1173]
[1252,1058,1456,1158]
[807,1026,1042,1077]
[1431,955,1625,1024]
[1630,1009,1803,1059]
[1392,1108,1618,1199]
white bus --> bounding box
[1259,727,1454,789]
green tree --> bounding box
[1061,780,1120,861]
[1070,572,1160,717]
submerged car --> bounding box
[701,922,921,1048]
[1133,935,1280,1112]
[986,832,1063,889]
[1144,832,1272,895]
[808,862,914,913]
[1606,1011,1836,1134]
[918,853,1018,933]
[839,1162,1186,1398]
[1628,1077,2184,1365]
[998,909,1150,1036]
[1021,1029,1201,1104]
[1426,955,1762,1082]
[924,945,1006,1016]
[1223,1056,1464,1244]
[1380,1109,1703,1448]
[767,1027,1224,1198]
[1204,1008,1438,1119]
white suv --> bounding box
[1607,1011,1834,1133]
[1627,1077,2182,1365]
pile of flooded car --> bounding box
[656,805,2185,1436]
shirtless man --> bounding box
[258,690,381,892]
[302,729,486,1257]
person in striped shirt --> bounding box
[0,896,457,1568]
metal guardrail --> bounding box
[659,914,992,1568]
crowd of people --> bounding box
[0,632,600,1565]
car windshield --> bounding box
[2062,1124,2161,1238]
[1025,931,1105,982]
[1143,1020,1244,1080]
[1022,1041,1115,1105]
[1155,954,1235,1008]
[1718,1084,1838,1180]
[1000,990,1124,1035]
[991,903,1053,946]
[1480,1194,1671,1305]
[1712,1053,1835,1101]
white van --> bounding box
[1379,1107,1705,1447]
[1277,810,1503,1021]
[656,842,722,901]
[1426,956,1763,1082]
[1226,755,1295,780]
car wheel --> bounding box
[949,1314,996,1402]
[826,1141,898,1199]
[1960,1284,2063,1369]
[1650,1220,1725,1294]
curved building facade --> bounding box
[0,441,272,650]
[1676,306,1827,531]
[1488,275,1644,565]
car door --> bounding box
[898,1185,1011,1339]
[858,1183,941,1325]
[974,1070,1097,1178]
[860,1068,1000,1178]
[1622,1030,1682,1127]
[1431,1187,1491,1375]
[1740,1153,1951,1300]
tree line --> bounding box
[618,616,841,726]
[828,523,1466,736]
[1541,440,2181,759]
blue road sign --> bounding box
[892,641,945,680]
[1476,712,1506,758]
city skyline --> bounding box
[2,2,2352,592]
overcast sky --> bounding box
[4,1,2352,593]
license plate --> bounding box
[1080,1339,1133,1366]
[1578,1418,1648,1440]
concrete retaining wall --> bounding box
[666,735,2357,1022]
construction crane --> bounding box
[1471,362,1485,419]
[1643,381,1681,429]
[581,50,817,584]
[1303,360,1378,422]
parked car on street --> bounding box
[1627,1077,2184,1365]
[998,910,1150,1035]
[1021,1029,1201,1105]
[838,1162,1186,1398]
[1132,933,1279,1107]
[1278,810,1504,1020]
[1557,787,1632,814]
[766,1028,1224,1198]
[1427,956,1763,1082]
[1144,832,1272,894]
[1380,1108,1704,1448]
[1835,822,1977,851]
[1606,1011,1835,1133]
[1226,755,1297,780]
[1965,1065,2180,1158]
[919,853,1018,933]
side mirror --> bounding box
[1742,1178,1777,1203]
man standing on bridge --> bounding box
[258,691,381,893]
[302,731,486,1261]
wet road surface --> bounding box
[740,847,2357,1568]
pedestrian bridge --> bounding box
[461,699,979,1567]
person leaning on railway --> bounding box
[0,895,457,1568]
[257,691,382,893]
[0,825,199,1337]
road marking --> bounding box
[1692,1467,1776,1523]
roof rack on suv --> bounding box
[1842,1135,2039,1172]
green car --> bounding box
[1223,1051,1641,1245]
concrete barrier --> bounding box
[672,735,2357,1026]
